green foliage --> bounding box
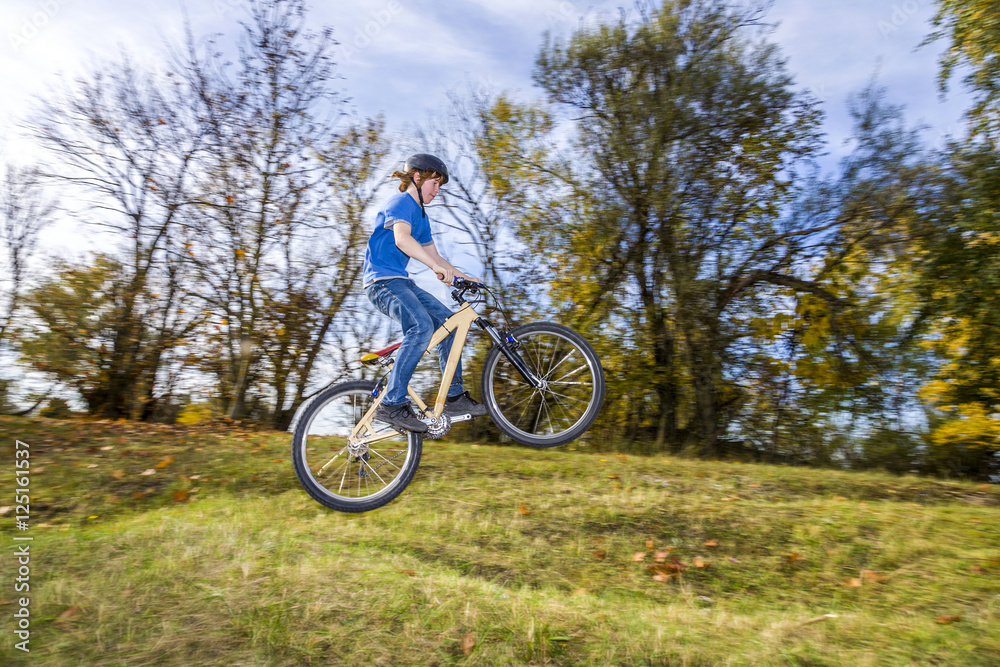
[913,143,1000,468]
[929,0,1000,140]
[176,401,216,425]
[38,397,76,419]
[18,256,157,418]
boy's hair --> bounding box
[391,168,444,193]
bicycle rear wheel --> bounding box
[291,381,422,512]
[481,322,604,447]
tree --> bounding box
[532,0,829,452]
[178,0,385,428]
[912,142,1000,476]
[25,56,205,420]
[928,0,1000,141]
[0,165,55,348]
[17,256,176,417]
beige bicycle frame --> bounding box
[350,302,480,445]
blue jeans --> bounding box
[365,278,464,406]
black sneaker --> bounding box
[373,401,428,433]
[443,391,489,418]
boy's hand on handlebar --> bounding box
[433,264,455,285]
[453,276,484,288]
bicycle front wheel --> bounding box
[291,381,422,512]
[481,322,604,448]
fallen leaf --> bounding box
[172,489,189,502]
[154,456,174,469]
[843,578,863,588]
[111,470,126,479]
[399,569,418,577]
[592,550,607,561]
[87,464,99,468]
[517,503,530,515]
[721,496,737,501]
[704,539,719,547]
[130,492,145,500]
[140,469,156,476]
[799,613,838,626]
[834,495,848,501]
[652,573,674,582]
[34,467,45,473]
[632,552,647,562]
[693,557,709,568]
[971,565,984,575]
[0,506,10,515]
[649,560,685,575]
[935,614,961,625]
[55,606,82,626]
[862,569,887,583]
[572,588,588,596]
[462,631,476,655]
[653,550,672,562]
[646,539,654,550]
[608,474,620,480]
[273,459,284,463]
[786,553,801,563]
[100,445,114,451]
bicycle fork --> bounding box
[476,318,542,389]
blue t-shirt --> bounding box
[362,192,433,286]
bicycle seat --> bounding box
[360,342,401,366]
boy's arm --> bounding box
[425,242,479,282]
[392,222,454,283]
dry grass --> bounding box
[1,415,999,665]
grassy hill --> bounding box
[1,415,999,666]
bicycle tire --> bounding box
[291,380,422,512]
[481,322,604,448]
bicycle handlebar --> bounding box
[452,277,484,289]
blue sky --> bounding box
[0,0,973,252]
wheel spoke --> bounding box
[295,383,419,508]
[487,326,602,445]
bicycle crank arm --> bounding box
[445,414,474,423]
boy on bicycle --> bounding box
[362,153,488,433]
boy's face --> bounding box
[415,174,442,203]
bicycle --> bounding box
[290,278,605,512]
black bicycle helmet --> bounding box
[403,153,449,218]
[404,153,449,185]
